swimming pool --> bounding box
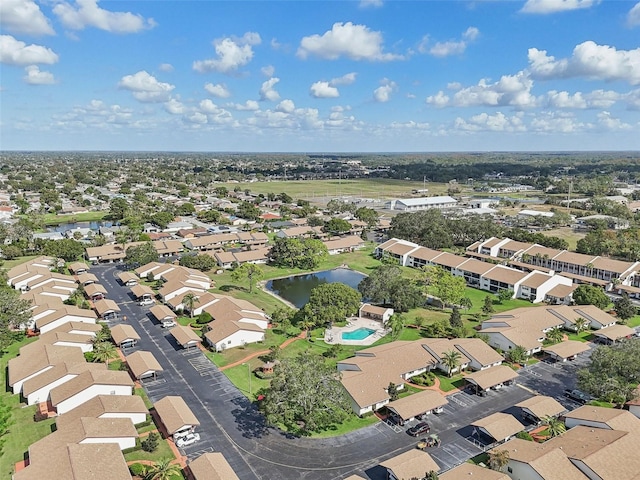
[341,328,376,341]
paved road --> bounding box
[95,263,536,479]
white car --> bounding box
[176,432,200,447]
[139,298,154,306]
[162,320,177,328]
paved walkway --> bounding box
[219,333,305,371]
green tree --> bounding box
[507,345,528,365]
[261,353,351,433]
[422,266,467,309]
[573,284,610,310]
[143,458,181,480]
[0,396,14,456]
[355,206,379,229]
[323,218,352,237]
[482,295,495,315]
[151,211,174,229]
[574,317,590,334]
[459,297,473,311]
[300,283,362,328]
[449,307,463,329]
[441,349,462,377]
[0,289,32,348]
[141,431,159,452]
[614,294,636,323]
[542,415,566,437]
[214,186,228,197]
[182,293,199,318]
[388,313,405,340]
[179,254,217,272]
[269,237,328,269]
[40,238,85,262]
[270,306,295,335]
[358,265,424,312]
[497,289,514,304]
[237,201,261,221]
[125,242,159,266]
[0,245,22,260]
[231,263,264,294]
[488,449,510,472]
[545,327,564,345]
[387,382,400,402]
[92,341,118,365]
[109,197,129,220]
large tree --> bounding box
[39,238,84,262]
[179,254,217,272]
[261,353,352,434]
[125,242,159,266]
[421,266,467,309]
[358,265,424,312]
[0,288,32,349]
[614,294,636,323]
[323,218,352,237]
[300,283,362,328]
[573,285,610,310]
[578,339,640,403]
[354,206,379,229]
[231,263,264,293]
[269,237,328,270]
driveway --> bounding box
[94,264,536,479]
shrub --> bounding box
[196,311,212,325]
[516,431,534,441]
[129,463,147,476]
[141,432,159,452]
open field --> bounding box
[233,178,454,201]
[544,226,587,250]
[21,211,109,226]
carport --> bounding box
[386,389,447,425]
[94,298,121,320]
[542,340,590,362]
[110,323,141,348]
[150,304,177,323]
[380,449,440,480]
[515,395,566,424]
[126,350,164,380]
[465,365,518,396]
[130,284,154,302]
[153,395,201,439]
[85,283,108,301]
[471,412,524,445]
[593,324,635,344]
[118,271,139,286]
[169,325,201,350]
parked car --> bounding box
[176,432,200,447]
[139,298,154,306]
[407,422,431,437]
[162,320,177,328]
[564,389,591,404]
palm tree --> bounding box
[543,415,566,437]
[425,471,439,480]
[388,313,405,340]
[300,315,315,340]
[574,317,590,334]
[488,449,510,472]
[143,458,181,480]
[441,350,462,377]
[182,292,199,318]
[92,341,118,365]
[545,327,564,345]
[91,329,110,345]
[507,345,528,366]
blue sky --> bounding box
[1,0,639,152]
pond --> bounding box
[49,221,114,233]
[266,268,366,308]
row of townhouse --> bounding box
[376,238,575,304]
[85,239,184,263]
[468,237,640,295]
[337,337,504,416]
[184,231,269,251]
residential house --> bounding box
[359,304,393,324]
[49,369,134,414]
[275,225,325,240]
[125,350,164,380]
[439,463,509,480]
[8,343,85,394]
[22,362,106,406]
[13,443,132,480]
[564,405,639,432]
[625,387,640,419]
[55,394,149,429]
[189,452,240,480]
[35,306,98,334]
[374,238,421,266]
[213,247,271,269]
[380,449,441,480]
[38,330,95,352]
[323,235,366,255]
[153,395,200,438]
[153,239,184,257]
[46,321,102,338]
[130,284,154,302]
[76,272,99,286]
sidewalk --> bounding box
[219,333,305,371]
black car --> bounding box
[407,422,431,437]
[564,389,591,404]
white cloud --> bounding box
[204,83,231,98]
[426,91,450,108]
[164,99,185,115]
[0,0,55,36]
[227,100,259,111]
[193,32,261,73]
[359,0,383,8]
[261,65,275,77]
[0,35,59,65]
[521,0,600,14]
[297,22,403,61]
[197,99,233,124]
[159,63,174,72]
[623,89,640,110]
[528,41,640,85]
[23,65,55,85]
[447,82,462,90]
[260,77,280,101]
[628,2,640,27]
[545,90,587,108]
[185,112,208,124]
[54,99,134,129]
[434,71,537,108]
[53,0,156,34]
[373,79,397,102]
[118,71,175,103]
[310,81,339,98]
[597,111,632,130]
[454,111,526,132]
[276,99,296,113]
[427,26,480,57]
[530,111,585,133]
[331,72,357,85]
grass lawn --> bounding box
[627,315,640,328]
[0,336,57,479]
[0,255,40,269]
[205,329,290,368]
[469,452,489,465]
[36,211,109,226]
[566,331,595,342]
[135,387,154,410]
[434,372,466,392]
[588,400,615,408]
[108,359,124,371]
[123,438,176,463]
[309,413,379,438]
[544,226,587,251]
[223,363,271,401]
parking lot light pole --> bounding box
[242,363,251,396]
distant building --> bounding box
[385,196,457,211]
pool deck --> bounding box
[324,317,388,346]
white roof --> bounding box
[396,196,457,207]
